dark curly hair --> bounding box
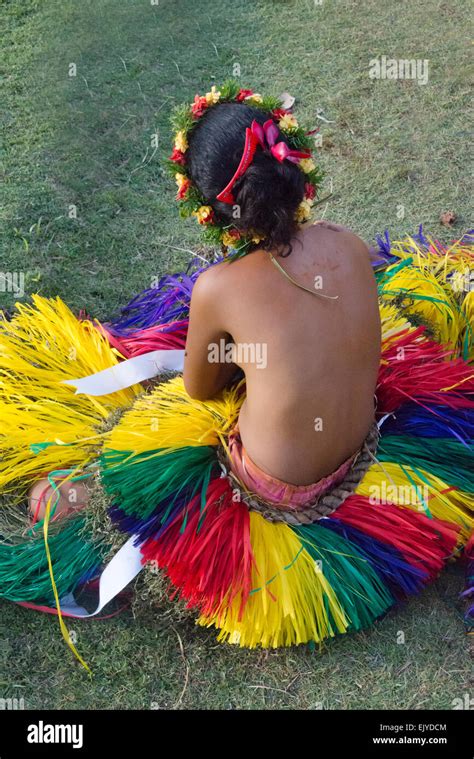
[186,103,305,256]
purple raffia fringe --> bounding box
[106,257,216,336]
[462,535,474,626]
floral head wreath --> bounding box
[167,80,323,259]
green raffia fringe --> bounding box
[294,523,394,631]
[100,445,218,519]
[379,436,474,494]
[0,515,104,604]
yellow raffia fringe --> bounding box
[388,236,473,276]
[197,512,348,648]
[355,461,474,542]
[105,375,244,455]
[383,236,474,358]
[380,263,463,350]
[379,301,418,348]
[0,296,140,492]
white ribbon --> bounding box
[55,350,185,613]
[377,413,392,429]
[63,349,185,396]
[58,535,144,618]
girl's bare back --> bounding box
[184,223,381,485]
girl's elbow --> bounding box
[183,375,209,401]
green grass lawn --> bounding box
[1,0,472,709]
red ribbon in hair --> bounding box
[216,119,311,205]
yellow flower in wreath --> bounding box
[245,93,263,104]
[278,113,298,131]
[299,158,316,174]
[193,205,215,225]
[222,229,241,247]
[174,130,188,153]
[295,200,313,222]
[205,85,221,105]
[175,173,191,200]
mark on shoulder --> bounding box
[311,221,370,259]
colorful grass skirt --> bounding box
[0,230,473,661]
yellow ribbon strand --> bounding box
[43,470,92,675]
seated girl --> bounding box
[12,83,473,647]
[183,101,381,504]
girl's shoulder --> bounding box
[305,221,371,259]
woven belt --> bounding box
[217,423,380,526]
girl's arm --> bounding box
[183,267,239,401]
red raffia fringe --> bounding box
[377,328,474,413]
[97,322,188,359]
[141,477,254,620]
